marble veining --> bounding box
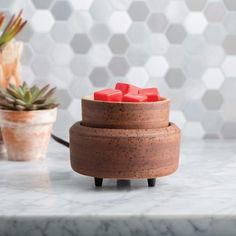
[0,140,236,235]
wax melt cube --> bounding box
[115,82,140,95]
[123,93,147,102]
[94,89,122,102]
[138,88,160,102]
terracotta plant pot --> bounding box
[70,122,181,180]
[82,96,170,129]
[0,108,57,161]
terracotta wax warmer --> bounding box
[70,96,181,187]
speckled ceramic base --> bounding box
[70,122,181,182]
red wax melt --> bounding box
[94,89,122,102]
[115,82,140,95]
[123,93,147,102]
[138,88,160,102]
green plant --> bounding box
[0,82,59,111]
[0,10,27,50]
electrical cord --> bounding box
[51,134,69,148]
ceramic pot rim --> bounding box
[0,107,57,114]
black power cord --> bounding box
[51,134,69,148]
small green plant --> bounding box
[0,10,27,50]
[0,82,59,111]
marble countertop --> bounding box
[1,140,236,236]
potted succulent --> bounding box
[0,82,59,161]
[0,10,27,152]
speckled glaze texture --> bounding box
[0,108,57,161]
[82,96,170,129]
[70,122,181,179]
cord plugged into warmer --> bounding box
[51,134,69,148]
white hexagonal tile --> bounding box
[170,110,186,129]
[89,45,112,66]
[31,10,54,33]
[223,12,236,34]
[70,55,93,77]
[184,13,207,34]
[147,0,170,12]
[90,0,113,22]
[126,45,149,66]
[166,1,189,23]
[69,0,93,10]
[166,45,185,67]
[183,122,205,139]
[202,111,224,134]
[90,23,111,43]
[127,67,149,87]
[109,11,132,33]
[147,34,170,55]
[110,0,132,10]
[70,77,93,99]
[51,44,73,66]
[183,55,206,78]
[183,100,206,121]
[204,24,226,45]
[68,11,93,33]
[204,46,225,67]
[31,55,52,76]
[68,99,82,121]
[127,23,150,44]
[145,56,169,77]
[50,66,74,89]
[222,56,236,77]
[202,68,225,89]
[50,22,74,43]
[30,33,54,55]
[184,35,207,55]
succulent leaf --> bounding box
[0,10,27,50]
[0,82,59,111]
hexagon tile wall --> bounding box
[1,0,236,139]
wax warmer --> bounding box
[69,96,181,187]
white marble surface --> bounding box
[1,139,236,236]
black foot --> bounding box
[94,177,103,187]
[147,178,156,187]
